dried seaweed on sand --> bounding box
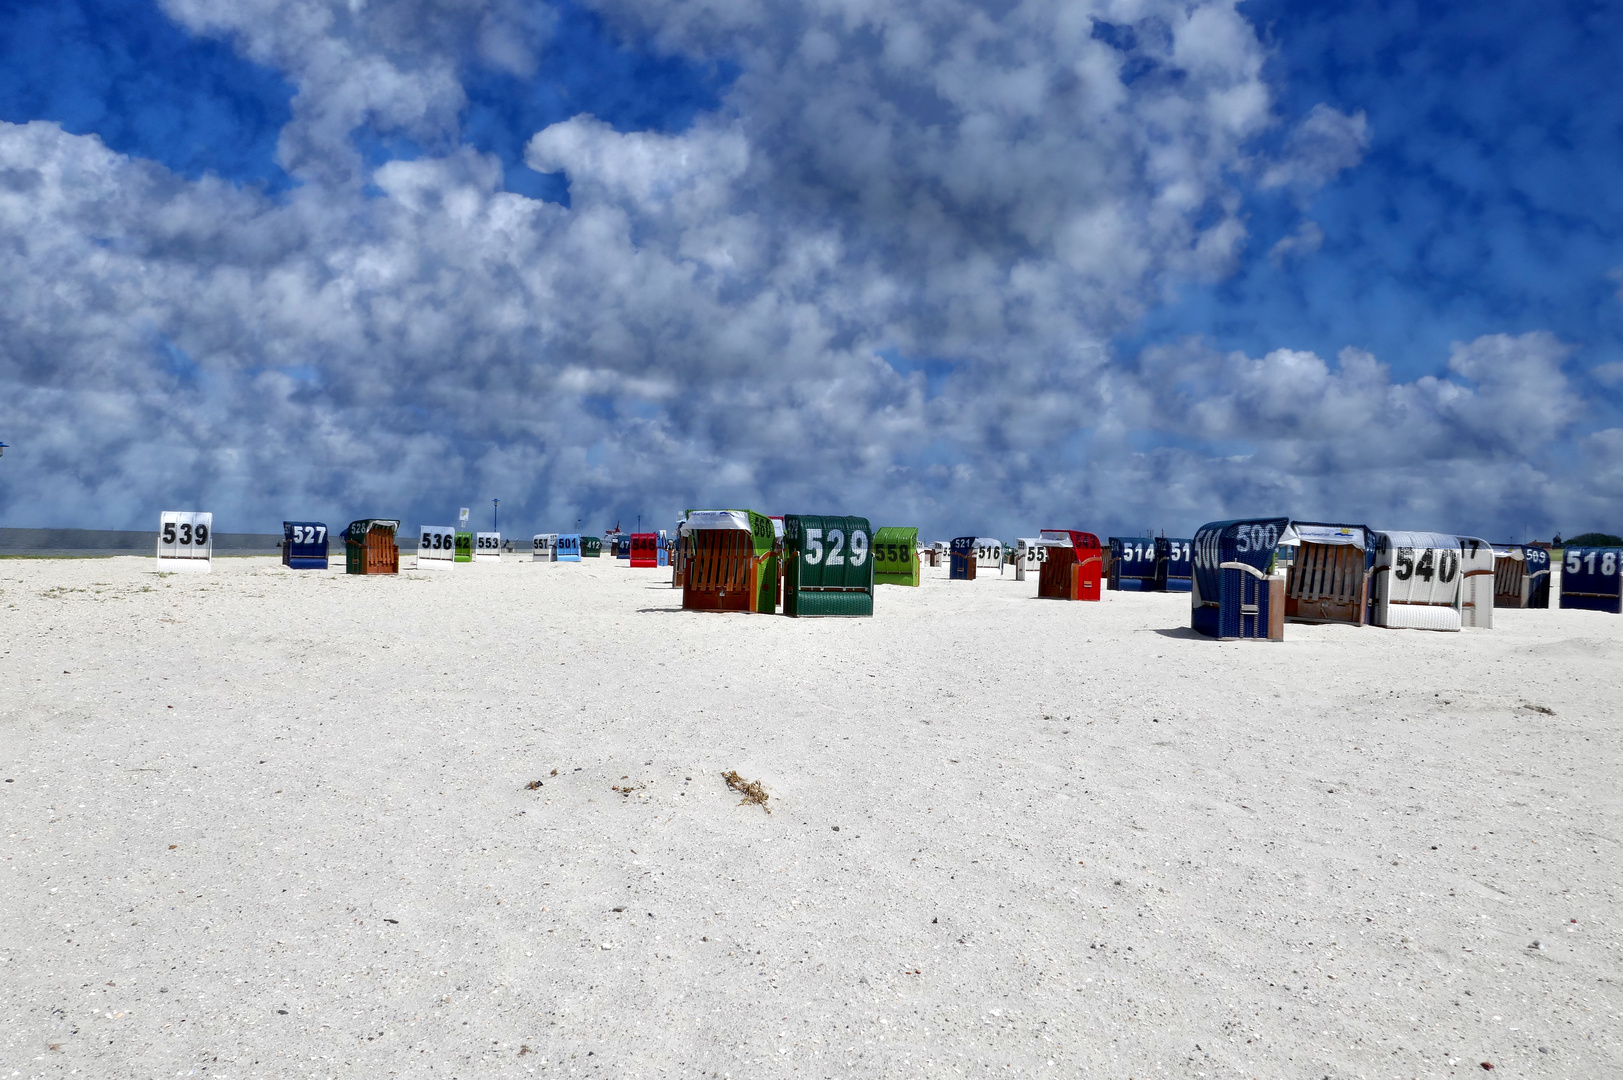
[723,770,771,813]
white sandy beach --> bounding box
[1,553,1619,1079]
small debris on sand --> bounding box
[1523,703,1555,716]
[524,780,543,790]
[723,770,771,813]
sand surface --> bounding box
[1,554,1619,1079]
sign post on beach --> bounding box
[157,511,213,572]
[282,521,329,570]
[418,526,456,569]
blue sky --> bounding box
[0,0,1618,540]
[1139,0,1623,394]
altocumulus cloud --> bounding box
[0,0,1607,537]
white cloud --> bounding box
[1083,331,1582,536]
[1259,103,1370,196]
[1268,219,1324,264]
[1590,361,1623,387]
[0,3,1601,541]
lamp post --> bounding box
[493,499,499,532]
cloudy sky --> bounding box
[1,0,1618,540]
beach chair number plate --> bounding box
[1567,550,1619,577]
[875,540,910,564]
[160,517,210,549]
[801,527,868,566]
[420,527,456,552]
[1394,548,1458,583]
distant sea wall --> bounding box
[0,528,283,557]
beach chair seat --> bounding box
[1285,541,1367,624]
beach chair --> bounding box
[1558,546,1623,613]
[345,520,400,575]
[975,538,1005,576]
[1013,538,1045,582]
[1457,537,1494,628]
[417,526,456,569]
[157,512,214,572]
[1037,530,1102,601]
[630,533,659,568]
[1492,545,1551,608]
[783,515,875,616]
[1282,523,1373,625]
[282,521,328,570]
[1107,537,1156,591]
[1154,537,1193,592]
[681,510,779,613]
[873,527,920,586]
[1370,531,1463,631]
[1190,518,1287,640]
[671,522,689,588]
[949,537,977,580]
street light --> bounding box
[0,442,8,458]
[493,498,499,532]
